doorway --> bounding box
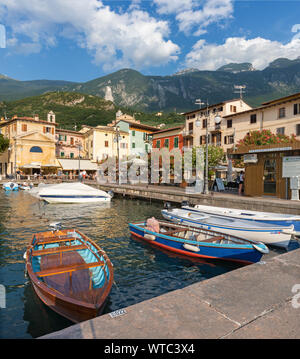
[263,157,276,195]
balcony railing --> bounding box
[182,130,193,137]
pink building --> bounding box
[55,129,85,159]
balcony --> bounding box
[182,129,193,138]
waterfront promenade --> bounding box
[41,247,300,339]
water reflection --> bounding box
[0,190,292,338]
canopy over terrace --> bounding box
[20,161,60,175]
[58,159,98,177]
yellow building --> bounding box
[0,111,59,177]
[80,125,130,162]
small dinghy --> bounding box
[161,207,294,249]
[25,223,114,323]
[129,218,269,265]
[3,182,18,191]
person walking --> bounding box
[238,171,244,195]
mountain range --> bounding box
[1,57,300,113]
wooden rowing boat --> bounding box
[25,228,114,323]
[129,218,269,265]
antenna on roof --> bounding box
[234,85,246,106]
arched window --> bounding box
[30,146,43,153]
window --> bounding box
[278,107,286,118]
[174,136,179,148]
[188,122,193,131]
[30,146,43,153]
[294,103,300,115]
[21,124,27,132]
[70,137,74,145]
[227,119,232,128]
[164,138,169,148]
[224,135,234,145]
[200,135,206,145]
[43,126,51,133]
[202,119,207,128]
[296,124,300,136]
[276,127,285,135]
[105,141,109,147]
[132,130,135,136]
[13,124,17,132]
[60,152,65,157]
[156,140,161,148]
[70,153,74,159]
[132,142,135,149]
[250,114,257,124]
[230,105,237,113]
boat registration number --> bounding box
[109,309,127,318]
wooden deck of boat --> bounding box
[40,250,105,304]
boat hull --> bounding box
[162,210,292,249]
[184,205,300,232]
[129,223,264,264]
[40,195,111,204]
[26,229,113,323]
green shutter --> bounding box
[174,137,179,148]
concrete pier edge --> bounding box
[40,247,300,339]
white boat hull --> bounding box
[161,209,293,249]
[41,196,111,204]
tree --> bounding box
[192,145,225,179]
[0,134,9,153]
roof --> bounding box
[80,125,128,136]
[152,125,184,135]
[0,116,58,127]
[116,119,160,132]
[223,91,300,118]
[56,128,84,135]
[182,98,244,116]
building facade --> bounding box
[108,113,160,156]
[152,125,184,152]
[222,92,300,153]
[80,125,130,162]
[0,112,59,176]
[183,99,252,149]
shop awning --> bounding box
[20,162,41,169]
[58,159,98,171]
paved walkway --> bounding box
[41,248,300,339]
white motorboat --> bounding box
[161,207,294,249]
[181,203,300,233]
[36,182,112,204]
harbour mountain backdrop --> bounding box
[1,57,300,116]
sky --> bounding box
[0,0,300,82]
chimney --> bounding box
[34,114,39,121]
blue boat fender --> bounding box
[252,243,269,254]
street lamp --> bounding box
[113,126,121,184]
[196,100,222,195]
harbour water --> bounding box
[0,190,293,338]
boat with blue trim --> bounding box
[181,203,300,233]
[37,182,112,203]
[161,207,294,249]
[25,224,114,323]
[129,218,269,265]
[3,181,19,191]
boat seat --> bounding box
[36,236,78,246]
[35,261,104,278]
[203,236,224,243]
[163,228,187,236]
[31,244,87,257]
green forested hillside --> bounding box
[0,91,185,130]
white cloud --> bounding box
[154,0,234,35]
[0,0,180,71]
[185,37,300,70]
